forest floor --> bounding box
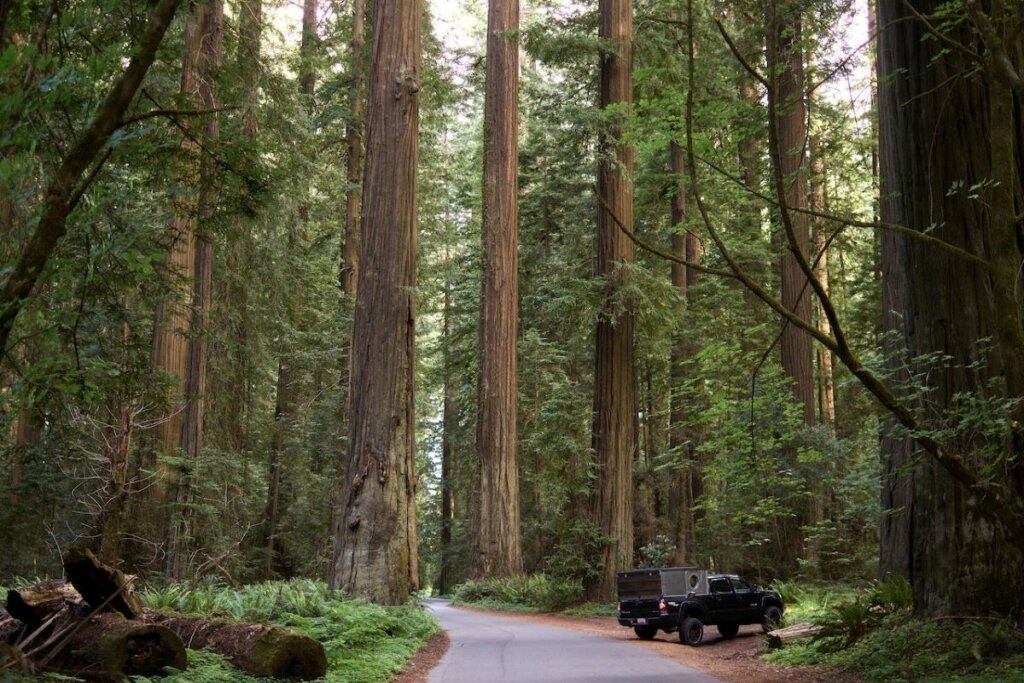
[394,604,860,683]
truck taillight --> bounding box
[659,600,668,613]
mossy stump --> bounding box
[63,613,187,677]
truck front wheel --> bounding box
[762,605,783,633]
[633,625,657,640]
[679,617,704,646]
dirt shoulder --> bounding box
[431,605,857,683]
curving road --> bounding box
[424,598,721,683]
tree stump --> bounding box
[55,612,187,677]
[5,579,83,624]
[64,548,142,618]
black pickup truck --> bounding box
[617,567,784,645]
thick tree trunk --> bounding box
[877,0,1024,615]
[587,0,636,602]
[141,612,326,679]
[472,0,522,579]
[328,0,420,605]
[770,3,815,427]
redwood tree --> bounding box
[587,0,637,602]
[328,0,421,604]
[877,0,1024,615]
[472,0,522,579]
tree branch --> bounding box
[0,0,186,357]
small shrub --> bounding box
[451,573,582,612]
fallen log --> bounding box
[64,548,143,618]
[142,612,326,679]
[766,622,823,649]
[52,612,186,678]
[5,580,83,624]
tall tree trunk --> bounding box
[668,140,701,566]
[165,0,223,580]
[770,1,815,427]
[587,0,636,602]
[472,0,522,579]
[328,0,420,605]
[438,269,456,595]
[877,0,1024,615]
[340,0,363,298]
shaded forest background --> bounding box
[1,0,1021,620]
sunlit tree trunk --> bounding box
[165,0,222,580]
[472,0,522,579]
[587,0,636,602]
[328,0,420,605]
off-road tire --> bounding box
[679,616,704,646]
[762,605,783,633]
[633,625,658,640]
[717,622,739,639]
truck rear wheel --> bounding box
[717,622,739,639]
[679,617,703,646]
[633,625,657,640]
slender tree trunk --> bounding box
[667,140,701,566]
[770,1,815,427]
[587,0,636,602]
[809,141,835,433]
[877,0,1024,615]
[166,0,223,580]
[439,272,456,595]
[340,0,363,298]
[328,0,420,605]
[472,0,522,579]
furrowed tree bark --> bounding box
[140,613,325,679]
[340,0,363,299]
[587,0,637,602]
[877,0,1024,615]
[472,0,522,579]
[770,0,815,427]
[0,0,184,357]
[328,0,420,604]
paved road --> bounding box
[423,599,720,683]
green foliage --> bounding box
[142,579,439,683]
[766,614,1024,682]
[451,574,583,613]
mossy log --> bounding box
[56,613,186,677]
[143,612,327,679]
[64,548,143,618]
[5,579,83,624]
[766,622,823,649]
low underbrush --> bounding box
[765,579,1024,682]
[139,579,439,683]
[450,574,584,613]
